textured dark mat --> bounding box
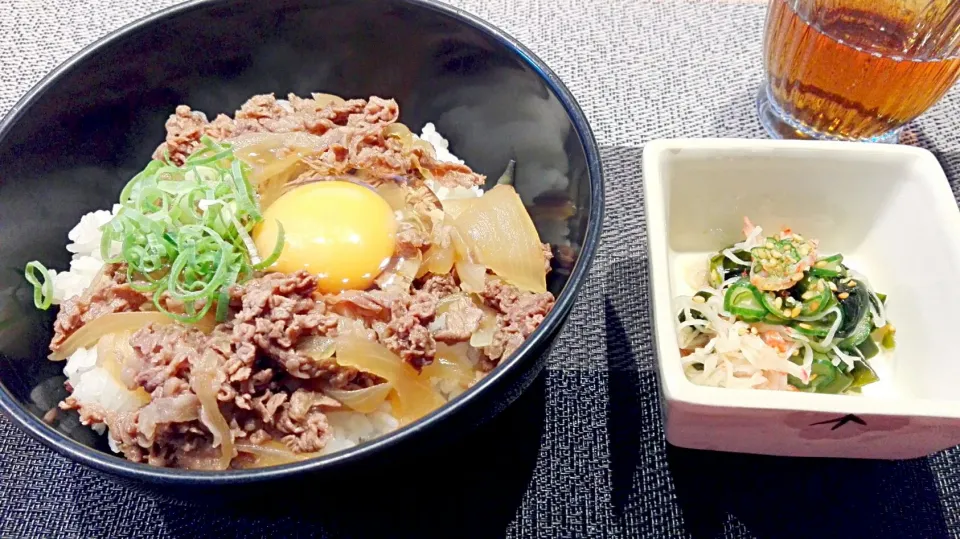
[5,0,960,537]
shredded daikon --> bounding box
[831,345,858,371]
[676,277,808,390]
[817,306,843,349]
[848,269,888,328]
[722,248,751,266]
[734,223,764,250]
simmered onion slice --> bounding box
[455,261,486,293]
[235,441,321,468]
[50,312,196,361]
[325,383,394,414]
[451,185,547,293]
[331,335,444,424]
[230,132,331,209]
[191,350,235,470]
[421,343,475,387]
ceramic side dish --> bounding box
[644,138,960,459]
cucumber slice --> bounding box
[792,310,839,338]
[723,280,767,322]
[810,254,844,278]
[758,291,789,323]
[708,251,750,288]
[795,275,832,318]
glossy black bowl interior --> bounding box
[0,0,602,485]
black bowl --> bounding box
[0,0,603,486]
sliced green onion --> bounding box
[216,263,242,323]
[84,137,281,321]
[154,286,214,324]
[188,148,233,166]
[26,136,279,320]
[24,261,54,310]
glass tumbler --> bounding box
[757,0,960,142]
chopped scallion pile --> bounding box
[24,136,284,323]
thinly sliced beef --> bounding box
[418,274,460,296]
[275,389,338,452]
[130,323,208,393]
[479,280,556,366]
[156,105,235,165]
[106,270,375,464]
[153,93,485,188]
[136,394,201,441]
[50,264,150,352]
[378,290,439,370]
[433,295,484,343]
[229,271,341,379]
[63,267,555,467]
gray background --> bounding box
[4,0,960,537]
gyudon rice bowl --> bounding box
[25,94,556,470]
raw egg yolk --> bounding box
[253,181,397,294]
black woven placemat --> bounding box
[4,0,960,537]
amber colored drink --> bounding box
[761,0,960,141]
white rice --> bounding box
[48,204,121,304]
[56,126,469,458]
[64,346,147,437]
[419,122,462,165]
[417,122,484,201]
[321,403,401,455]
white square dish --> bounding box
[643,138,960,459]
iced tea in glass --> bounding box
[758,0,960,142]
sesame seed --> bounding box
[774,297,783,309]
[799,245,811,256]
[771,251,782,259]
[765,242,775,249]
[791,305,802,317]
[792,349,800,356]
[838,292,849,300]
[816,280,825,292]
[809,373,818,382]
[801,290,815,300]
[798,322,812,329]
[846,279,856,286]
[738,327,748,336]
[782,308,791,317]
[794,234,804,242]
[815,260,827,268]
[692,295,706,304]
[750,327,758,335]
[809,301,820,311]
[828,282,838,291]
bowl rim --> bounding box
[642,137,960,419]
[0,0,605,484]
